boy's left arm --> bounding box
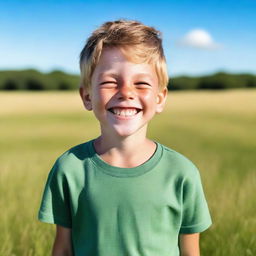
[179,233,200,256]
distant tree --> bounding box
[198,79,226,90]
[26,79,44,90]
[3,79,17,90]
[0,69,255,91]
[58,82,70,90]
[168,78,181,90]
[169,76,199,90]
[246,78,256,88]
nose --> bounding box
[117,84,135,100]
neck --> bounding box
[93,128,156,168]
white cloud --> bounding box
[178,29,221,50]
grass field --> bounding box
[1,89,255,256]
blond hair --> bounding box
[79,19,168,90]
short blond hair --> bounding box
[79,19,168,90]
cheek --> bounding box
[141,90,158,105]
[92,90,113,109]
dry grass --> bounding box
[1,89,255,255]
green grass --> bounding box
[1,89,255,255]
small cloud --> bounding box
[178,29,222,50]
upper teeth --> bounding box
[111,108,138,116]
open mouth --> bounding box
[108,107,142,117]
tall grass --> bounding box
[1,89,255,255]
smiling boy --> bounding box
[38,20,212,256]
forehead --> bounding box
[93,47,157,79]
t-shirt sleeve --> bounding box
[179,166,212,234]
[38,159,72,228]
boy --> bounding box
[38,20,212,256]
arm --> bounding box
[179,233,200,256]
[52,225,73,256]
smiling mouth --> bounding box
[108,107,142,117]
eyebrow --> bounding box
[98,72,118,78]
[98,72,154,79]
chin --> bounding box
[112,124,147,138]
[114,129,137,137]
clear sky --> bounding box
[0,0,255,77]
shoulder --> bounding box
[58,140,92,163]
[159,143,200,178]
[51,140,93,177]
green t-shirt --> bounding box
[38,139,212,256]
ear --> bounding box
[79,86,92,111]
[156,87,168,114]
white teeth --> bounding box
[112,108,138,117]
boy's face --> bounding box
[80,47,167,138]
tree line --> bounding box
[0,69,255,91]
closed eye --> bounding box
[100,81,117,85]
[99,81,117,88]
[135,82,151,88]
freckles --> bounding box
[142,91,157,101]
[143,94,152,101]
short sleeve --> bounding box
[38,159,72,228]
[179,167,212,234]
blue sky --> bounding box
[0,0,255,77]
